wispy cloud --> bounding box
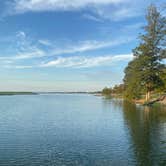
[0,49,45,61]
[38,39,52,46]
[82,13,103,22]
[4,54,133,69]
[4,65,33,69]
[0,31,133,62]
[0,31,45,61]
[6,0,146,20]
[50,37,133,55]
[123,23,144,31]
[6,50,45,60]
[10,0,124,13]
[40,54,133,68]
[0,31,134,69]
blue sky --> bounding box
[0,0,165,92]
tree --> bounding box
[102,87,112,95]
[102,84,125,96]
[124,4,166,101]
[124,58,142,99]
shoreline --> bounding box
[0,92,38,96]
[1,92,165,106]
[102,94,166,106]
[0,92,99,96]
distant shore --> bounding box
[0,92,165,106]
[0,91,100,96]
[0,92,38,96]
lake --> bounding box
[0,94,165,166]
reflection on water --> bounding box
[122,101,166,166]
[0,94,165,166]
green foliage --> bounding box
[102,87,112,95]
[157,66,166,93]
[123,58,142,99]
[124,4,166,100]
[102,84,125,96]
[112,84,125,94]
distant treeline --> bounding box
[0,92,37,96]
[102,84,125,96]
[102,4,166,102]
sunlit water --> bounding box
[0,94,165,166]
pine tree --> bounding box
[124,4,166,101]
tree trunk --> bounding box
[146,92,148,101]
[146,91,151,102]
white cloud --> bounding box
[41,54,133,68]
[0,30,133,61]
[38,39,52,46]
[82,14,103,22]
[0,31,47,61]
[0,31,134,69]
[2,54,133,69]
[16,31,26,38]
[7,0,144,20]
[15,49,45,60]
[4,65,33,69]
[50,37,133,55]
[12,0,124,13]
[0,49,45,61]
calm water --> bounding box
[0,94,165,166]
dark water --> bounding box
[0,94,165,166]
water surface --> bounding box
[0,94,165,166]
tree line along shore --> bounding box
[102,4,166,105]
[0,92,37,96]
